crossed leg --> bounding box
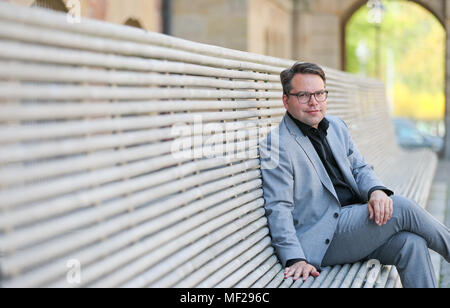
[321,195,450,288]
[366,231,437,287]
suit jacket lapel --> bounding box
[284,115,339,202]
[326,125,361,196]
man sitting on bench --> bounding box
[260,62,450,288]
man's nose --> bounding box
[308,95,319,106]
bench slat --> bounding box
[174,228,270,288]
[152,216,269,288]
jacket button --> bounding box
[334,213,339,219]
[325,239,330,245]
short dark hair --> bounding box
[280,62,326,95]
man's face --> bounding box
[282,73,327,129]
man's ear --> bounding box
[282,94,289,110]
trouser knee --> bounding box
[391,195,416,209]
[390,195,421,219]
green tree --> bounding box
[346,0,445,121]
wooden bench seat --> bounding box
[0,2,437,288]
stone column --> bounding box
[171,0,249,52]
[292,0,342,69]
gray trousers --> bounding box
[321,195,450,288]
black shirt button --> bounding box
[325,239,330,245]
[334,213,339,219]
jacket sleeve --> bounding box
[260,130,306,267]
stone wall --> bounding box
[171,0,248,51]
[171,0,293,57]
[5,0,163,32]
[247,0,293,59]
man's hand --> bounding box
[368,190,393,226]
[284,261,320,282]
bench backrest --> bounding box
[0,3,396,287]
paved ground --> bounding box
[431,159,450,288]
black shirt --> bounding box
[285,112,393,267]
[288,112,362,207]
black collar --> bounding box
[287,112,329,137]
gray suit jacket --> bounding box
[260,114,386,268]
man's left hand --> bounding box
[368,190,393,226]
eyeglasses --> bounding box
[288,90,329,104]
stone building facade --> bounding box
[5,0,164,32]
[5,0,446,70]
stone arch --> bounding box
[341,0,371,71]
[340,0,448,157]
[340,0,445,70]
[31,0,67,12]
[342,0,444,28]
[409,0,445,27]
[124,17,144,29]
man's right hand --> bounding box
[284,261,320,282]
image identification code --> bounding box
[179,292,270,305]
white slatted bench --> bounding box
[0,3,438,288]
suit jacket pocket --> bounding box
[346,151,355,167]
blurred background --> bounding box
[346,0,445,153]
[3,0,448,155]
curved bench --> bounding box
[0,2,437,288]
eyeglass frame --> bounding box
[286,90,329,104]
